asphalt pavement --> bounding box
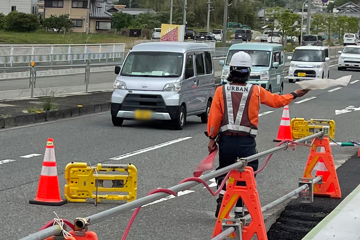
[1,65,360,239]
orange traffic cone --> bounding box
[29,138,67,206]
[315,147,335,193]
[274,105,293,142]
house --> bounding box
[117,8,156,16]
[44,0,119,33]
[334,1,360,17]
[0,0,32,15]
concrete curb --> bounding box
[0,102,110,129]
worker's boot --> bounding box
[215,197,223,218]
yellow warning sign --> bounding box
[64,162,137,203]
[291,118,336,140]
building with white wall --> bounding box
[0,0,32,15]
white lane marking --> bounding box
[142,190,195,207]
[329,64,337,67]
[110,137,192,160]
[327,87,342,93]
[0,159,16,165]
[294,96,316,104]
[350,80,359,84]
[20,153,42,158]
[204,178,217,189]
[259,111,273,117]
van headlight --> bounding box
[163,83,181,91]
[113,80,127,90]
[260,70,269,80]
[222,69,229,78]
[316,65,321,68]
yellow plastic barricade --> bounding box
[64,162,137,203]
[291,118,336,140]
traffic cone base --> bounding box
[212,167,267,240]
[30,138,67,206]
[303,137,341,198]
[274,105,293,142]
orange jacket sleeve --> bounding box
[258,86,294,108]
[207,86,224,138]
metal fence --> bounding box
[0,44,126,67]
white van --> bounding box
[111,42,216,130]
[287,46,330,82]
[212,29,223,41]
[343,33,358,46]
[152,28,161,39]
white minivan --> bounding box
[287,46,330,82]
[111,42,216,130]
[343,33,358,46]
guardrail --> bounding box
[19,131,328,240]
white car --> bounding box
[287,46,330,83]
[343,33,358,46]
[212,29,223,41]
[267,32,282,44]
[152,28,161,39]
[338,46,360,70]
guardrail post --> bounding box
[85,59,90,93]
[84,45,88,63]
[113,44,116,61]
[10,46,14,67]
[99,45,102,62]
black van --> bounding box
[234,29,252,42]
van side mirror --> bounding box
[273,62,280,68]
[219,60,225,66]
[115,66,121,75]
[185,68,194,79]
[287,56,292,60]
[325,57,330,62]
[338,51,342,54]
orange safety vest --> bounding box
[219,83,258,136]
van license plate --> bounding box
[135,110,152,120]
[298,72,306,77]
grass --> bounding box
[0,30,144,48]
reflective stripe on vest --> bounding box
[220,83,258,136]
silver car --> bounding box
[111,42,216,130]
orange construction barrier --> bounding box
[303,137,341,198]
[274,105,293,142]
[212,167,267,240]
[45,231,98,240]
[29,138,67,206]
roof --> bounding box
[131,42,211,53]
[118,8,156,15]
[344,45,360,48]
[336,1,360,12]
[229,42,284,51]
[90,0,118,18]
[295,46,329,50]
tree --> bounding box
[266,7,299,40]
[0,13,4,29]
[3,11,40,32]
[43,15,73,33]
[112,12,133,31]
[311,14,326,34]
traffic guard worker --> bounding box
[207,51,309,218]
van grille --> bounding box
[122,94,167,112]
[344,60,360,64]
[294,70,316,78]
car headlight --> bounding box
[113,80,127,90]
[163,83,181,91]
[260,70,269,80]
[222,69,229,78]
[316,65,321,68]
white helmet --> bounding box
[229,51,252,68]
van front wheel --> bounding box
[112,116,124,126]
[172,105,186,130]
[201,99,212,123]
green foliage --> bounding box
[266,7,300,38]
[3,11,40,32]
[43,15,73,33]
[112,12,133,30]
[0,13,4,29]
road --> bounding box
[1,66,360,239]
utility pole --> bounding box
[183,0,187,26]
[170,0,173,24]
[129,0,132,8]
[85,0,90,34]
[222,0,228,47]
[206,1,211,32]
[306,0,312,34]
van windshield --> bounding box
[121,52,184,77]
[154,29,161,32]
[213,30,222,34]
[303,35,317,41]
[343,47,360,54]
[292,50,324,62]
[268,32,281,37]
[226,50,271,67]
[235,30,245,34]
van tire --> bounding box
[328,70,330,78]
[289,79,294,83]
[201,99,212,123]
[338,67,344,71]
[322,72,324,79]
[112,116,124,126]
[172,105,186,130]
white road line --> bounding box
[328,87,342,93]
[259,111,273,117]
[110,137,192,160]
[350,80,360,84]
[294,96,317,104]
[142,190,195,207]
[20,153,42,158]
[0,159,16,165]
